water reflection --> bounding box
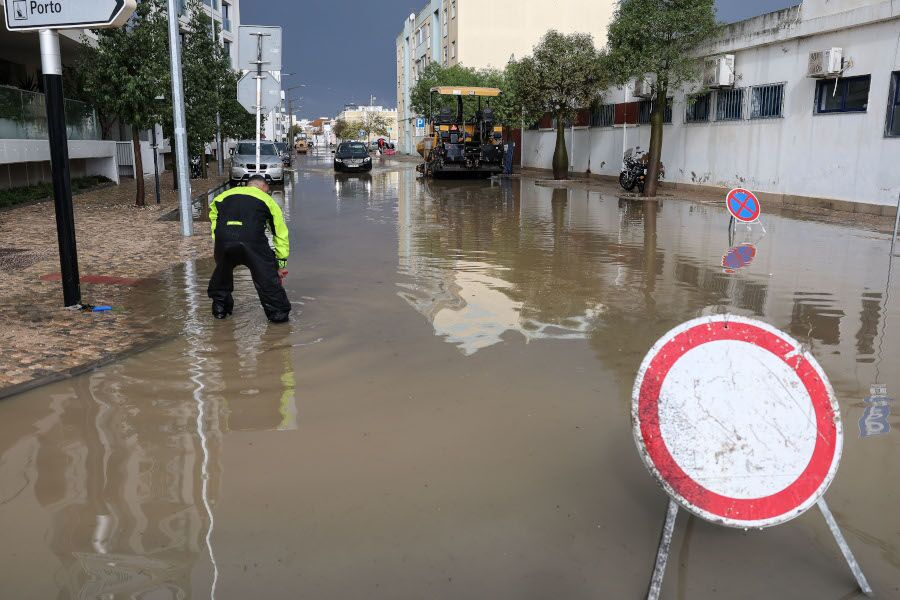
[396,172,900,399]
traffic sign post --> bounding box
[239,25,282,181]
[632,315,872,599]
[237,71,280,113]
[4,0,137,306]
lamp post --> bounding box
[152,95,166,204]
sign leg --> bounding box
[817,499,873,596]
[647,499,679,600]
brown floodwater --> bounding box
[1,154,898,599]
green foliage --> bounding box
[0,176,112,209]
[82,0,170,134]
[409,63,528,127]
[606,0,719,93]
[360,112,390,140]
[506,30,607,122]
[333,118,363,140]
[507,30,607,178]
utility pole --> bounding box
[167,0,193,235]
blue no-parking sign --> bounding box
[726,188,762,222]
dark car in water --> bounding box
[333,142,372,172]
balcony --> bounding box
[0,85,101,141]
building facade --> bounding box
[523,0,900,209]
[395,0,615,155]
[336,104,399,143]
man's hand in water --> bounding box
[278,269,288,283]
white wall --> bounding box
[524,6,900,207]
[0,140,119,187]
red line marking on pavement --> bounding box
[41,274,145,286]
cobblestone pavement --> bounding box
[0,171,227,395]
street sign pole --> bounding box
[251,32,269,179]
[39,29,80,306]
[167,0,193,235]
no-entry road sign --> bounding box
[632,315,842,529]
[3,0,136,31]
[726,188,762,222]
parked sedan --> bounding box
[230,141,284,184]
[333,142,372,172]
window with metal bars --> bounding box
[591,104,615,127]
[637,99,672,124]
[685,92,711,123]
[750,83,785,119]
[716,88,744,121]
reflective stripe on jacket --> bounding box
[209,186,289,266]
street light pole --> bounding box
[167,0,193,235]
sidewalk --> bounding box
[0,172,225,398]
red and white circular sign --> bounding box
[632,315,842,529]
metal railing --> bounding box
[591,104,615,127]
[716,88,745,121]
[685,93,711,123]
[750,83,785,119]
[0,85,101,141]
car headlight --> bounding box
[335,158,343,163]
[233,162,244,168]
[363,157,371,163]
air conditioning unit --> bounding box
[703,55,735,88]
[633,78,653,98]
[808,48,843,78]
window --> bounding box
[450,41,456,59]
[751,83,784,119]
[443,46,448,65]
[637,98,672,124]
[443,9,448,36]
[815,75,870,114]
[224,40,232,65]
[685,92,711,123]
[887,72,900,137]
[716,88,744,121]
[451,0,456,18]
[591,104,615,127]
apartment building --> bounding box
[0,1,241,190]
[523,0,900,209]
[395,0,615,154]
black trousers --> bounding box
[207,241,291,323]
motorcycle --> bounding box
[619,147,664,193]
[619,147,647,193]
[190,155,202,179]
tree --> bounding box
[507,31,607,180]
[82,0,170,206]
[360,112,390,143]
[182,0,235,178]
[333,118,363,141]
[607,0,718,197]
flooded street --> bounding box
[1,154,898,599]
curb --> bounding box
[0,334,176,402]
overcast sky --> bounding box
[239,0,798,118]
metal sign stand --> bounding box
[39,29,80,306]
[645,498,872,600]
[250,31,270,183]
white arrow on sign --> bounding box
[237,71,281,115]
[3,0,136,31]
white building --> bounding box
[523,0,900,211]
[0,0,241,190]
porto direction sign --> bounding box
[4,0,136,31]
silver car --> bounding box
[230,141,284,183]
